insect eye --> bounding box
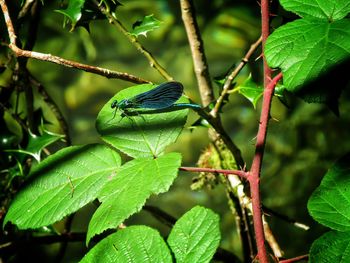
[111,100,118,108]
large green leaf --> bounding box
[280,0,350,20]
[96,84,188,158]
[87,152,182,244]
[80,226,172,263]
[265,19,350,92]
[309,231,350,263]
[167,206,221,263]
[4,144,121,229]
[265,1,350,108]
[308,153,350,231]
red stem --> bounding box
[279,254,309,263]
[249,72,282,263]
[180,166,248,180]
[245,1,277,262]
[261,0,272,87]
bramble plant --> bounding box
[0,0,349,262]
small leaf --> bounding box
[80,226,172,263]
[280,0,350,20]
[55,0,85,30]
[274,83,286,97]
[87,152,181,244]
[309,231,350,263]
[5,129,65,161]
[308,153,350,231]
[237,75,263,108]
[167,206,221,263]
[130,14,162,37]
[4,144,121,229]
[96,84,188,158]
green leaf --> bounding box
[167,206,221,263]
[266,19,350,92]
[56,0,85,30]
[81,226,172,263]
[237,75,263,108]
[4,144,121,229]
[5,129,65,161]
[87,152,181,244]
[280,0,350,20]
[274,83,286,97]
[309,231,350,263]
[308,153,350,231]
[96,84,188,158]
[265,18,350,106]
[130,15,162,37]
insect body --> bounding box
[111,81,184,112]
[111,81,200,120]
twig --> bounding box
[143,205,176,227]
[0,232,86,248]
[263,215,284,258]
[180,166,248,180]
[279,254,309,263]
[263,205,310,231]
[29,75,71,145]
[180,0,214,106]
[15,0,42,133]
[0,0,149,84]
[96,1,172,81]
[211,36,263,117]
[249,72,283,263]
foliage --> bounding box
[0,0,349,262]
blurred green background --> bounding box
[1,0,350,262]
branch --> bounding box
[211,36,262,118]
[180,0,214,106]
[180,166,248,180]
[261,0,272,87]
[0,0,149,84]
[249,72,283,263]
[263,215,284,258]
[30,75,71,145]
[279,254,309,263]
[96,1,173,81]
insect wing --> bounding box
[132,81,184,109]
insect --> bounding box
[111,81,200,120]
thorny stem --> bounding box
[261,0,272,87]
[96,1,173,81]
[249,72,283,263]
[245,0,276,261]
[279,254,309,263]
[180,166,248,180]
